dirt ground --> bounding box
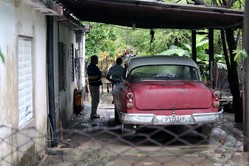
[41,90,249,166]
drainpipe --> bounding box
[75,30,84,90]
[47,16,57,147]
[82,32,86,89]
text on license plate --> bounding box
[162,116,186,123]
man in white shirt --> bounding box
[107,58,125,104]
[107,57,124,84]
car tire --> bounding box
[196,124,212,141]
[121,124,136,140]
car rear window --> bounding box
[128,65,201,82]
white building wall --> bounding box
[0,0,48,164]
[0,0,80,164]
[53,22,77,127]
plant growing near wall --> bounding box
[0,48,4,63]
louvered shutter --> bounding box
[18,37,33,128]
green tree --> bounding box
[115,28,191,55]
[85,23,119,59]
[85,23,191,58]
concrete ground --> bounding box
[42,92,249,166]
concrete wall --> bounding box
[0,0,79,164]
[0,0,48,164]
[0,0,78,165]
[53,21,78,128]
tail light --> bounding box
[213,91,220,107]
[126,92,134,109]
[127,92,133,99]
[213,91,220,100]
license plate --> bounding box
[162,116,186,123]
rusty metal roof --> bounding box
[56,0,243,29]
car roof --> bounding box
[126,55,199,71]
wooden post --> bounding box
[192,30,196,62]
[209,29,214,88]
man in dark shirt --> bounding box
[87,55,102,119]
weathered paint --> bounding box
[0,0,82,165]
[132,81,212,110]
[113,56,221,125]
[53,22,78,127]
[0,0,80,164]
[0,1,48,164]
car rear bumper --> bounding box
[120,109,223,125]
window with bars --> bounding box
[58,42,66,91]
[18,37,33,128]
[70,43,74,82]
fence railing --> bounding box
[1,118,248,166]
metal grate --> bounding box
[58,42,66,91]
[0,122,248,166]
[1,91,248,165]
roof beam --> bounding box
[56,0,243,29]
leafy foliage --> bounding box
[157,45,190,57]
[234,49,248,62]
[85,22,191,58]
[85,23,118,59]
[158,34,209,60]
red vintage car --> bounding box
[113,55,223,133]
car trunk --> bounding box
[132,81,212,110]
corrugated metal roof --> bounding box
[55,0,243,29]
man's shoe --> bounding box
[90,114,100,119]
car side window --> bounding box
[190,67,201,80]
[183,66,191,80]
[182,66,200,81]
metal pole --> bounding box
[76,30,83,90]
[82,32,86,89]
[243,0,249,152]
[78,41,83,90]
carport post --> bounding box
[243,0,249,152]
[192,30,196,62]
[208,29,214,88]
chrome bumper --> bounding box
[120,109,223,125]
